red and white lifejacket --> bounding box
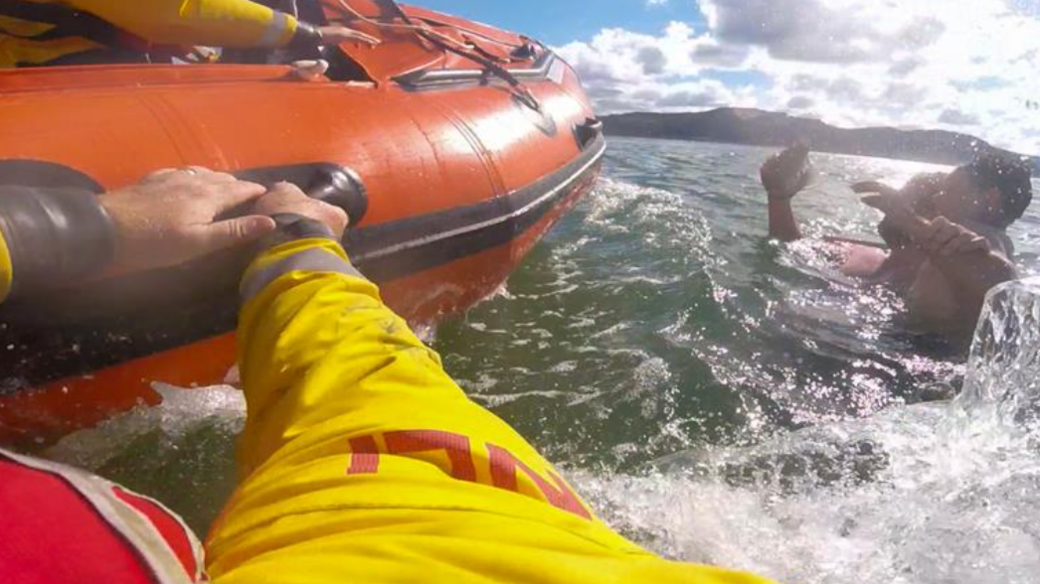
[0,448,205,584]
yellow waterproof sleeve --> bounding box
[67,0,299,47]
[206,238,778,584]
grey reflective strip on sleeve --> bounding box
[258,11,290,47]
[241,248,365,302]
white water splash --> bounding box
[580,278,1040,584]
[958,278,1040,423]
[42,383,246,532]
[45,382,245,471]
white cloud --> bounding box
[555,0,1040,153]
[703,0,945,63]
[555,22,753,113]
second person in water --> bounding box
[761,144,1032,338]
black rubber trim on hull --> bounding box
[348,134,605,280]
[0,135,606,393]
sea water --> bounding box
[579,279,1040,584]
[44,139,1040,583]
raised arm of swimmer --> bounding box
[760,144,813,241]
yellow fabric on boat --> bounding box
[0,12,102,67]
[66,0,298,47]
[1,0,298,67]
[205,237,779,584]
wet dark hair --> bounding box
[962,154,1034,228]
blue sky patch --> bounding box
[413,0,707,45]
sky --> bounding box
[415,0,1040,154]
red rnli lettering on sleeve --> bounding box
[385,430,477,482]
[343,430,591,520]
[347,436,380,475]
[488,444,591,519]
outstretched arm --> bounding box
[767,195,802,241]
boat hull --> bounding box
[0,7,603,443]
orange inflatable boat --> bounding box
[0,0,604,444]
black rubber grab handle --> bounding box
[0,158,370,226]
[304,165,368,225]
[231,162,369,224]
[573,117,603,151]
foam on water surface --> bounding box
[45,383,246,533]
[581,278,1040,584]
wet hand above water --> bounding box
[918,217,991,256]
[761,144,813,199]
[854,181,990,256]
[853,180,926,235]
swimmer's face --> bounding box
[930,168,995,223]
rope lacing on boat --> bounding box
[323,0,543,112]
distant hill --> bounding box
[602,108,1040,174]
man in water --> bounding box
[761,145,1033,336]
[0,169,777,582]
